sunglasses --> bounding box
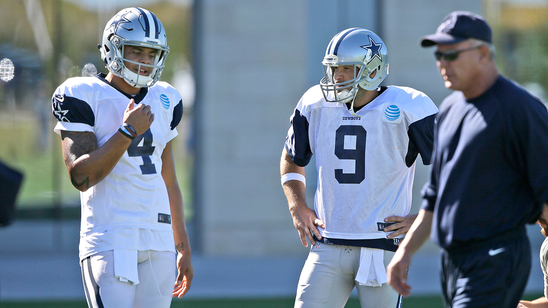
[434,45,483,62]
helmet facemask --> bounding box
[321,60,377,117]
[321,62,358,104]
[122,42,168,88]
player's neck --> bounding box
[105,72,141,96]
[353,88,380,109]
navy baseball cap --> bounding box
[421,11,492,47]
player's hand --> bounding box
[173,251,193,298]
[290,205,325,247]
[387,250,412,297]
[123,99,154,135]
[383,213,418,239]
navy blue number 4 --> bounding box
[127,129,156,174]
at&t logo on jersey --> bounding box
[160,94,170,109]
[383,104,402,123]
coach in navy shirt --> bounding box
[387,11,548,308]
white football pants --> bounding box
[295,243,402,308]
[81,250,176,308]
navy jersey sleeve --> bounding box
[52,93,95,126]
[420,146,439,213]
[284,108,312,167]
[170,99,183,130]
[406,113,435,166]
[420,113,440,213]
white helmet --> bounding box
[99,7,169,88]
[320,28,389,104]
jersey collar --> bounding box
[97,73,149,104]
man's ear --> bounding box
[479,45,491,61]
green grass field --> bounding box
[1,293,544,307]
[1,294,543,308]
[0,296,444,308]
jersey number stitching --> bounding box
[127,129,157,175]
[334,125,366,184]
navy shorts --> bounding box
[440,233,531,308]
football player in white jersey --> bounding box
[51,7,192,308]
[518,204,548,307]
[280,28,438,308]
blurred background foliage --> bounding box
[488,0,548,101]
[1,0,548,219]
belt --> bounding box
[313,234,400,252]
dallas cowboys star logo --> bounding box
[108,11,132,33]
[53,94,70,122]
[360,36,383,63]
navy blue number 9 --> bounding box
[334,125,366,184]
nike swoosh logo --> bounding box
[488,248,505,256]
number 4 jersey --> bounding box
[52,73,183,260]
[285,85,437,240]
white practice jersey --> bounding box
[52,74,183,260]
[541,236,548,299]
[285,85,437,240]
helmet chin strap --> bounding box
[346,87,361,117]
[348,96,360,117]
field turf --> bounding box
[0,295,446,308]
[1,294,543,307]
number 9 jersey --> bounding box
[284,85,437,240]
[51,73,183,260]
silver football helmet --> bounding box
[99,7,169,88]
[320,28,389,104]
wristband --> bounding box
[281,173,306,187]
[123,123,138,137]
[118,126,135,140]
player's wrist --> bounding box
[118,124,136,140]
[123,123,138,137]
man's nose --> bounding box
[333,69,344,81]
[140,54,152,65]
